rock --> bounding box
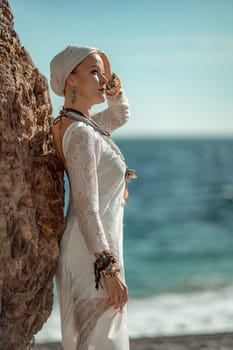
[0,1,66,349]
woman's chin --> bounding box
[95,95,106,104]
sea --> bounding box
[36,137,233,343]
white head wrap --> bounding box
[50,45,98,96]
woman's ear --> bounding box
[66,73,74,87]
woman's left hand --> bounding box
[103,272,128,310]
[99,51,112,81]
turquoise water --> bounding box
[36,138,233,342]
[64,137,233,297]
[120,138,233,297]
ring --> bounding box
[119,296,124,303]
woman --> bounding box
[50,45,135,350]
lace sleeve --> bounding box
[63,123,110,255]
[92,90,130,134]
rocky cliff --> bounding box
[0,1,66,349]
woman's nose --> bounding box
[101,73,108,83]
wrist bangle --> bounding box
[94,250,119,289]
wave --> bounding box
[35,285,233,343]
[128,286,233,338]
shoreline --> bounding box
[34,331,233,349]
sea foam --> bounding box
[35,285,233,343]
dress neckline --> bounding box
[60,108,127,166]
[61,108,110,137]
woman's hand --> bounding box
[99,51,112,81]
[103,273,128,310]
[99,51,121,97]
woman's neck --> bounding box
[64,101,92,119]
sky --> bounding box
[8,0,233,138]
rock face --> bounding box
[0,1,66,349]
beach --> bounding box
[35,332,233,350]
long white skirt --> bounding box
[56,214,129,350]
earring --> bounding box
[70,87,76,104]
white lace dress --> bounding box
[56,92,130,350]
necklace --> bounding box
[61,108,110,137]
[61,107,128,161]
[59,107,137,204]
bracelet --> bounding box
[106,73,121,97]
[94,251,119,289]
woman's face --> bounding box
[68,53,108,106]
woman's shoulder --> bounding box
[52,116,95,140]
[52,115,74,135]
[60,119,102,155]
